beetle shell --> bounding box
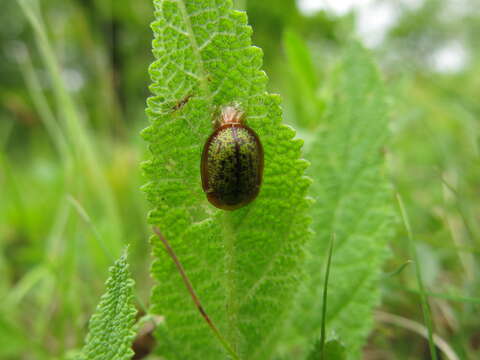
[201,123,263,210]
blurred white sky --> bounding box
[297,0,423,15]
[296,0,469,72]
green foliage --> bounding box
[246,0,301,66]
[77,249,137,360]
[283,29,325,130]
[3,0,480,358]
[143,0,310,358]
[289,42,394,358]
[0,314,28,358]
[397,194,438,360]
[307,339,346,360]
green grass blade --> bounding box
[16,0,124,254]
[396,193,438,360]
[382,260,413,279]
[14,45,71,166]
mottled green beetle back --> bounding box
[201,107,263,210]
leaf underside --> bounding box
[79,250,137,360]
[143,0,310,359]
[289,42,394,359]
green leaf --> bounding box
[292,41,394,358]
[307,338,346,360]
[283,29,318,93]
[78,249,137,360]
[143,0,311,359]
[282,29,325,129]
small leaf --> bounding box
[78,249,137,360]
[143,0,311,359]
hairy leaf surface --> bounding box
[143,0,311,359]
[293,42,394,358]
[78,250,137,360]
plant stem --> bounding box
[376,311,458,360]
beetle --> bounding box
[201,105,263,210]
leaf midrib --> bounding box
[176,0,212,99]
[175,0,241,352]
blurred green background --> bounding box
[1,0,479,358]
